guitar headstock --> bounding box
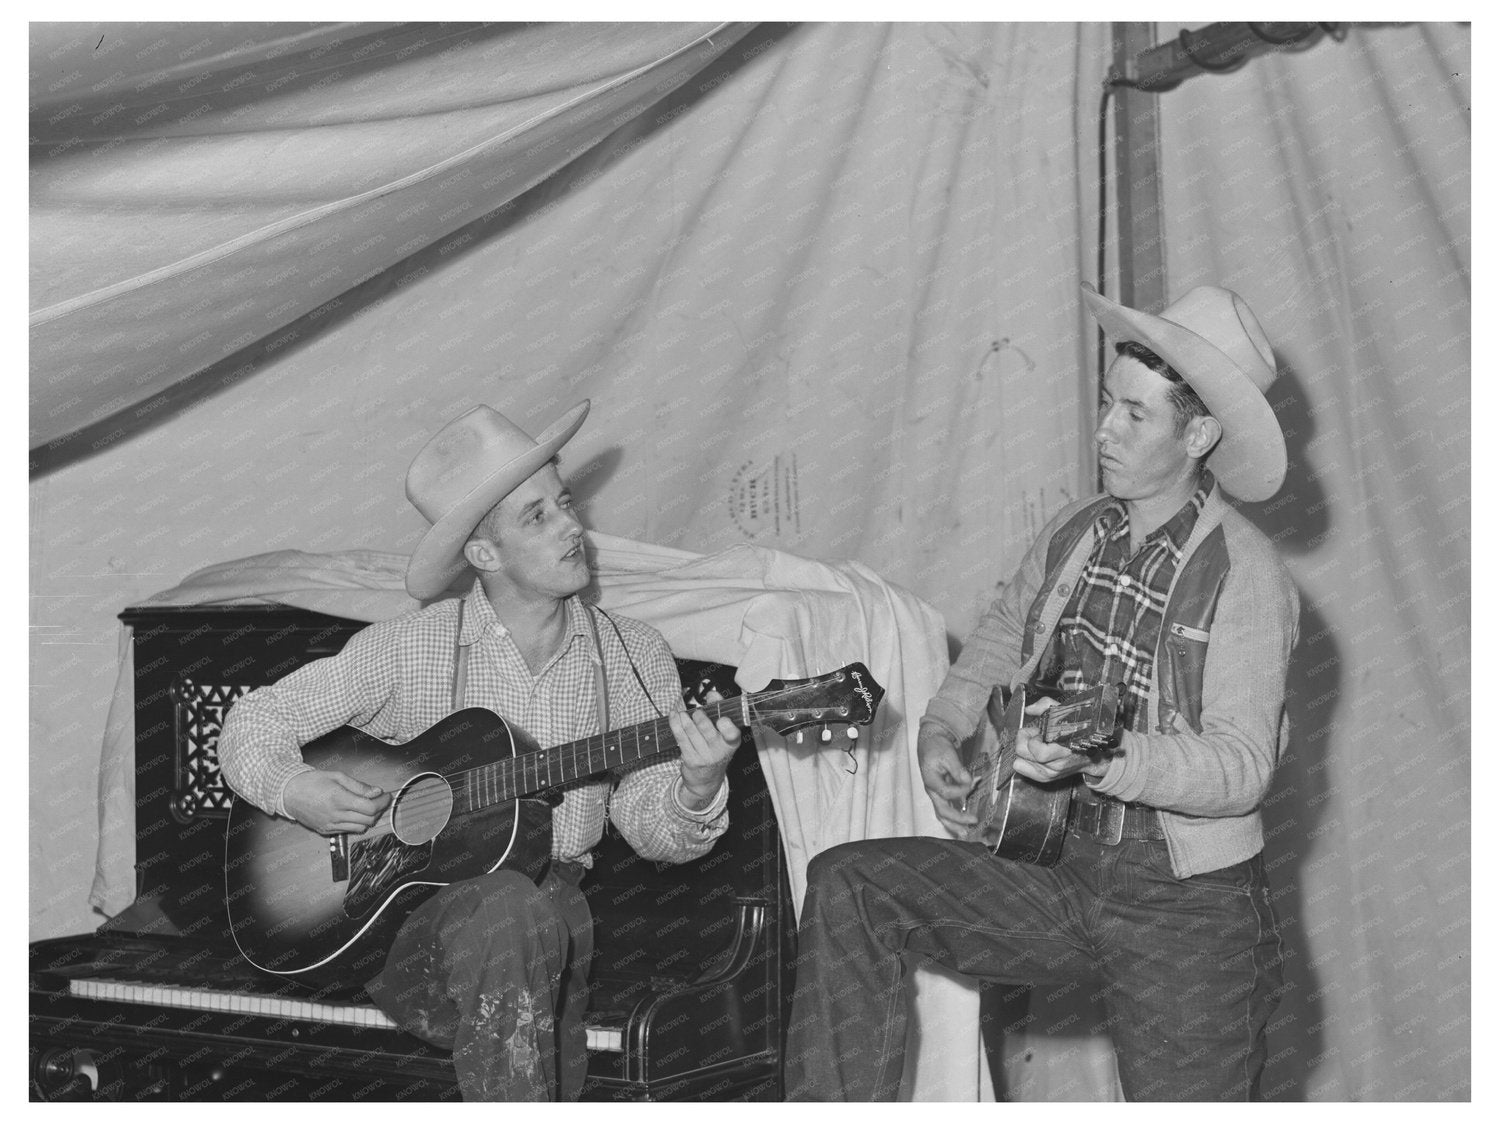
[746,663,885,740]
[1039,683,1121,753]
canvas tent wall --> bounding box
[29,22,1469,1101]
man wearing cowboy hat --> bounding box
[218,401,741,1101]
[784,284,1299,1101]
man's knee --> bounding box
[438,870,564,952]
[804,841,873,906]
[803,839,918,926]
[808,838,933,891]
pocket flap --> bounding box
[1168,622,1210,643]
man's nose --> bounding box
[1094,405,1119,446]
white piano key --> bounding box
[585,1026,623,1052]
[69,979,396,1031]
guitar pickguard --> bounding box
[343,834,434,920]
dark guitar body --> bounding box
[224,708,552,981]
[974,774,1072,867]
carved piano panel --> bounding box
[30,606,793,1102]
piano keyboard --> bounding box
[68,978,624,1051]
[70,977,398,1028]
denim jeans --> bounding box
[366,863,593,1101]
[784,834,1282,1101]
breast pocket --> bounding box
[1162,622,1211,734]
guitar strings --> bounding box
[360,709,736,828]
[383,688,820,820]
[352,680,864,830]
[352,714,694,840]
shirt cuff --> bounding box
[271,761,317,819]
[921,698,973,745]
[1081,747,1127,796]
[671,775,729,822]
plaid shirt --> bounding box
[1052,472,1214,732]
[218,580,728,866]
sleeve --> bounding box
[216,619,406,818]
[920,511,1055,744]
[606,625,729,864]
[1087,536,1300,816]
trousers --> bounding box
[784,834,1283,1101]
[365,863,593,1101]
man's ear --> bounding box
[464,535,500,574]
[1183,414,1223,461]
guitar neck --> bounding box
[455,696,743,813]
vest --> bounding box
[1019,497,1230,735]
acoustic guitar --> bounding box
[225,664,884,978]
[960,683,1120,866]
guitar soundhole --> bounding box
[390,773,454,846]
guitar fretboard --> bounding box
[454,698,742,813]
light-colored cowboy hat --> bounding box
[404,400,590,599]
[1082,283,1287,502]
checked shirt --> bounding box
[217,579,729,867]
[1052,472,1214,733]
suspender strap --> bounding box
[451,599,469,712]
[586,605,610,734]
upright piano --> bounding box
[30,605,796,1101]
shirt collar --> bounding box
[1096,468,1215,556]
[458,579,599,663]
[458,579,496,646]
[1149,469,1213,556]
[563,596,602,666]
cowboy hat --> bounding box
[404,401,590,599]
[1081,284,1287,502]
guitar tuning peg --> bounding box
[846,726,859,741]
[819,726,833,743]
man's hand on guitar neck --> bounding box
[283,769,392,835]
[670,690,741,811]
[1012,698,1110,785]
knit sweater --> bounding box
[922,486,1299,877]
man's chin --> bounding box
[558,562,591,597]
